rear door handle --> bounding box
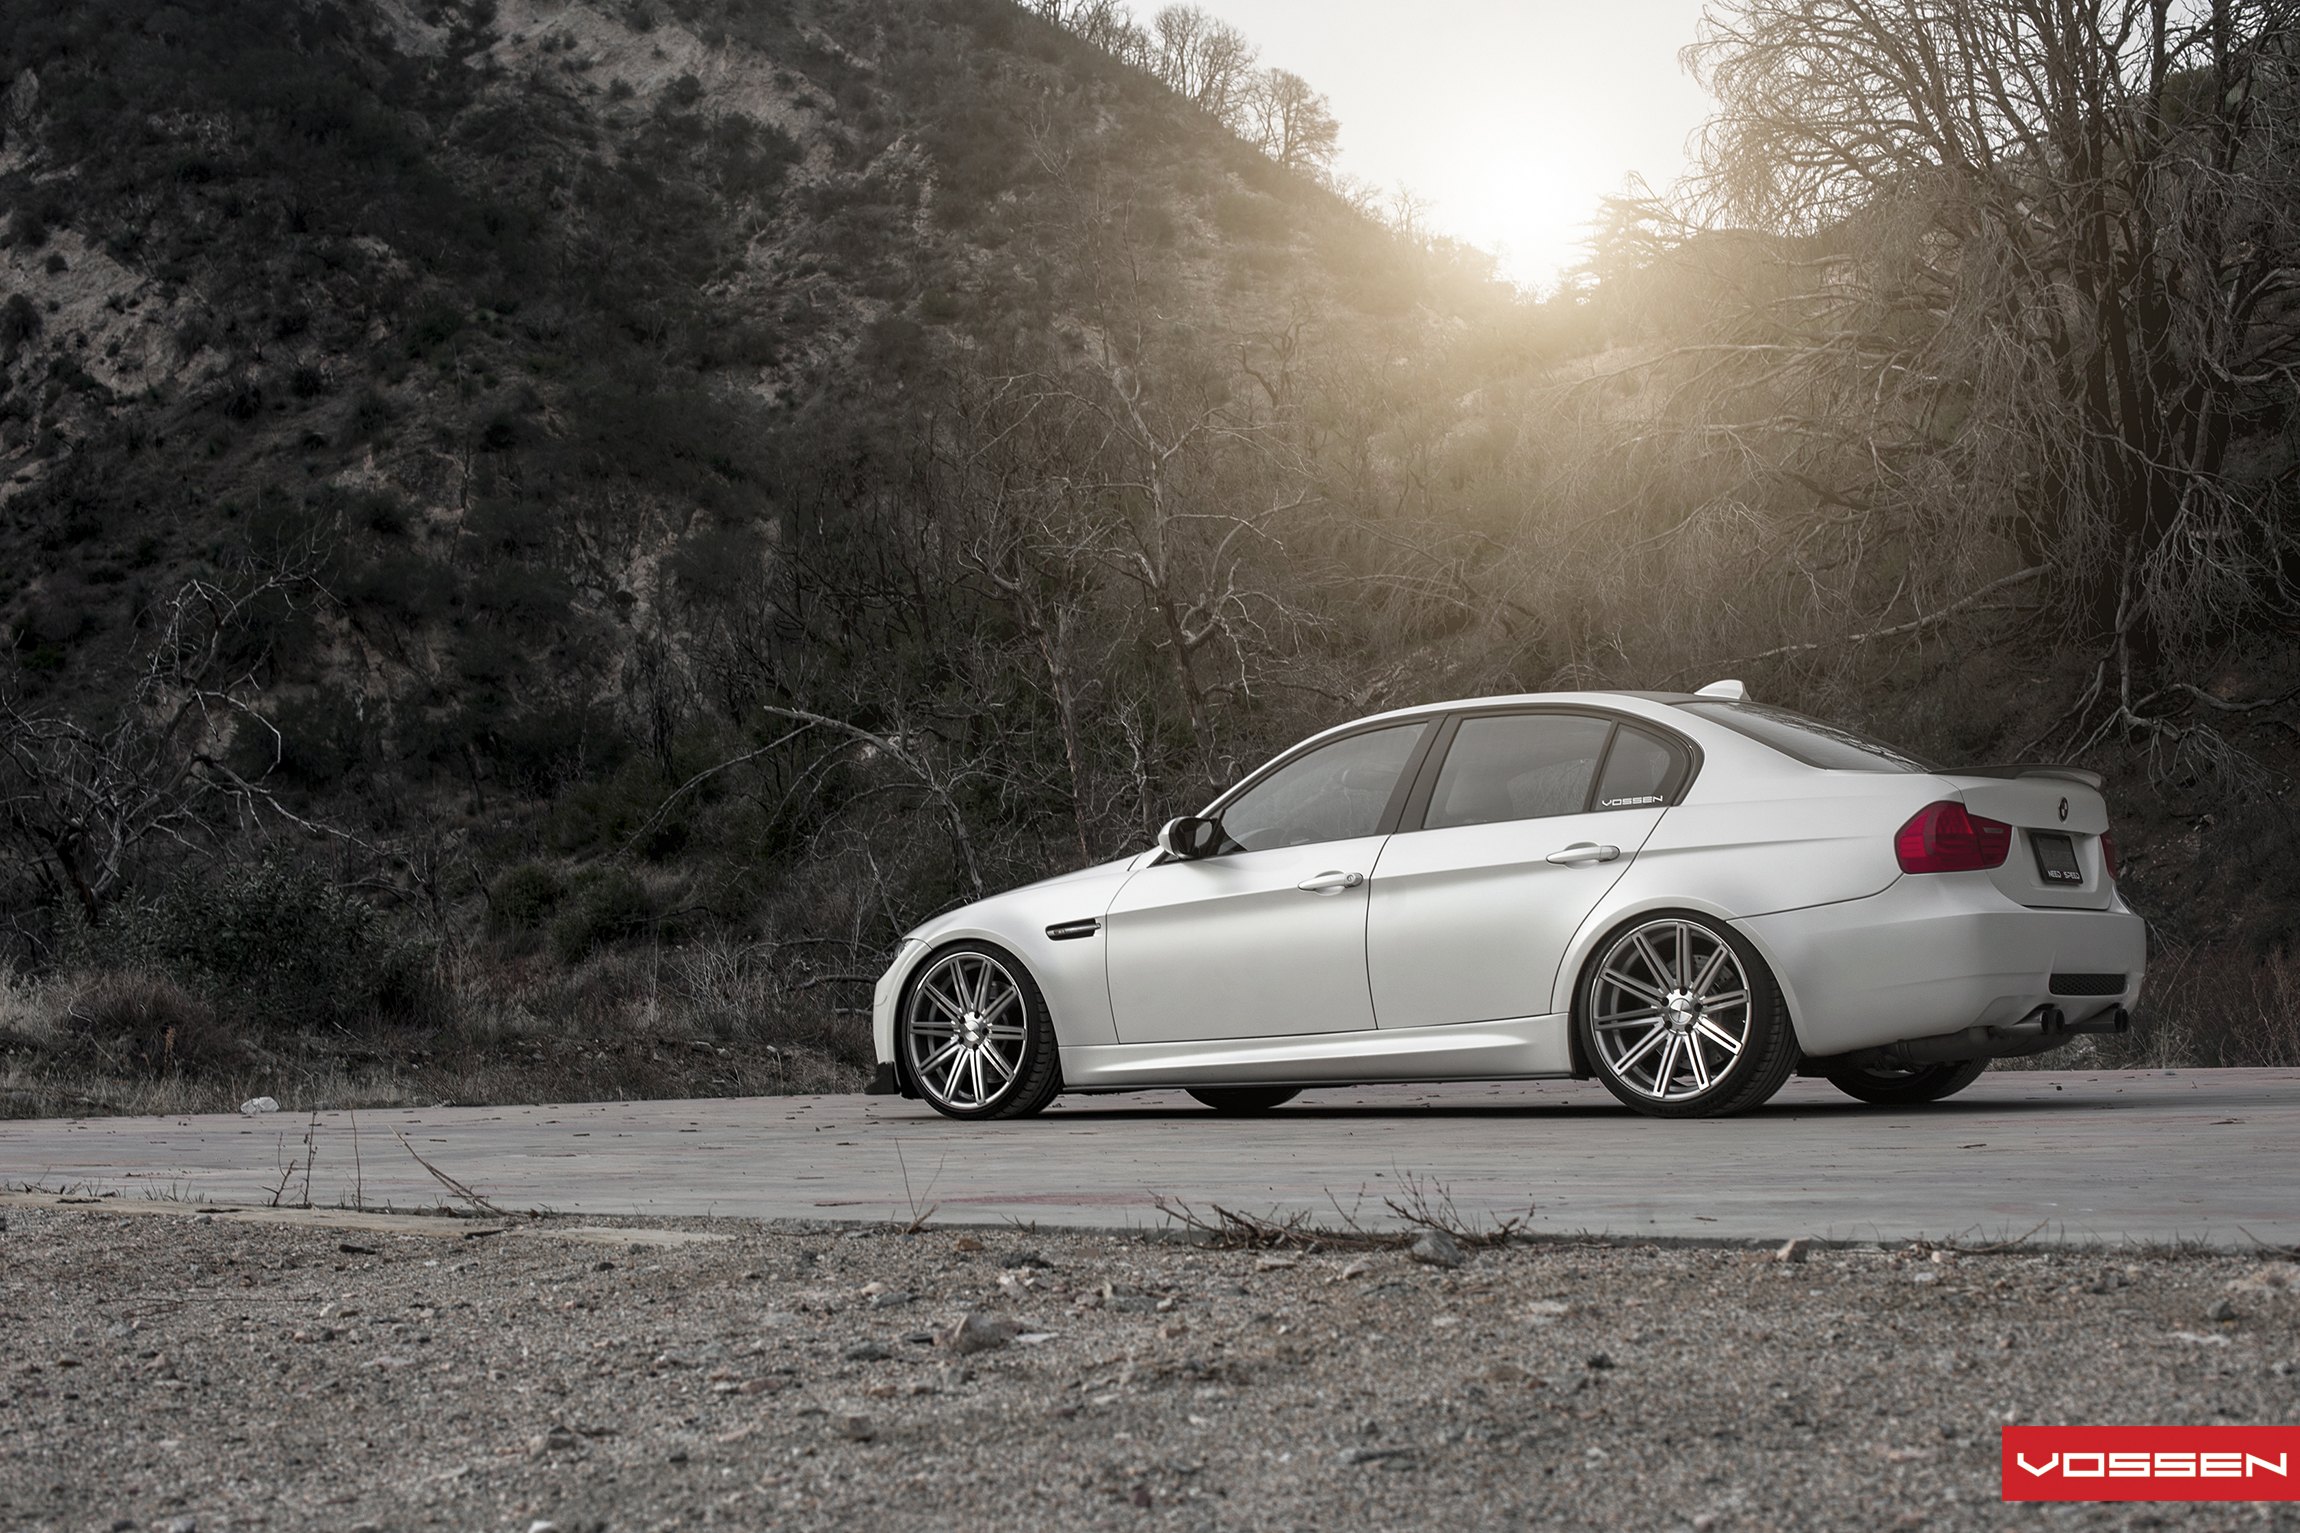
[1297,870,1366,894]
[1546,842,1620,866]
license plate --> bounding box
[2031,831,2083,884]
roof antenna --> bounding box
[1694,679,1748,701]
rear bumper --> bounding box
[1739,874,2146,1058]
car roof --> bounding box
[1337,689,1700,730]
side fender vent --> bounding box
[1045,918,1101,942]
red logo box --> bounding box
[2003,1426,2300,1501]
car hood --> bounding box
[903,849,1150,944]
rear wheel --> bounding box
[898,943,1063,1121]
[1577,912,1798,1118]
[1186,1086,1302,1113]
[1823,1058,1989,1106]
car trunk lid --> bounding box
[1935,767,2114,910]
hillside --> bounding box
[0,0,1564,1108]
[1,0,2294,1114]
[1,0,1511,753]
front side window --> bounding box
[1423,713,1614,831]
[1216,724,1425,852]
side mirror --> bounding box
[1155,815,1224,861]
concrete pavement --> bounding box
[3,1069,2293,1246]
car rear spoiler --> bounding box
[1947,763,2105,790]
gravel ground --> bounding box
[4,1206,2298,1532]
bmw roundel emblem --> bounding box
[2057,797,2069,822]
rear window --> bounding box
[1676,700,1935,773]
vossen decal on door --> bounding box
[2002,1426,2300,1502]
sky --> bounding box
[1187,0,1717,290]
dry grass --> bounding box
[0,938,871,1121]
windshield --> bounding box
[1676,700,1935,773]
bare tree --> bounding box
[759,706,989,900]
[1242,67,1341,173]
[0,551,338,927]
[926,369,1121,862]
[1586,0,2300,751]
[1385,185,1435,245]
[924,335,1328,786]
[1034,0,1153,64]
[1150,4,1259,124]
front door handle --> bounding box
[1546,842,1620,866]
[1296,870,1366,894]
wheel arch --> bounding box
[890,933,1060,1093]
[1554,895,1813,1065]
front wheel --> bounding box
[1823,1058,1989,1106]
[1577,912,1798,1118]
[898,943,1063,1121]
[1187,1086,1302,1113]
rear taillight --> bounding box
[2100,829,2119,881]
[1895,800,2012,874]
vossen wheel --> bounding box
[1577,912,1798,1118]
[1823,1058,1989,1106]
[1186,1086,1302,1113]
[898,942,1062,1121]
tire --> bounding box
[1576,911,1799,1118]
[1186,1086,1302,1113]
[1823,1058,1989,1106]
[897,941,1063,1121]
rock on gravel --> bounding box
[940,1310,1019,1354]
[1408,1229,1467,1268]
[2231,1263,2299,1297]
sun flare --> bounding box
[1435,146,1621,290]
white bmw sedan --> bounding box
[867,684,2145,1120]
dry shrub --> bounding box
[83,860,442,1037]
[55,971,244,1076]
[441,936,873,1082]
[2001,941,2300,1072]
[0,962,56,1043]
[2156,943,2300,1068]
[661,934,875,1067]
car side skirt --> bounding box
[1058,1014,1575,1089]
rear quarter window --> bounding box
[1676,700,1934,773]
[1593,725,1684,808]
